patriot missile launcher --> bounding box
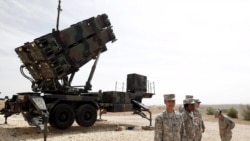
[0,2,154,141]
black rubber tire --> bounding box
[49,104,75,129]
[76,104,97,127]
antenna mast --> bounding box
[56,0,62,31]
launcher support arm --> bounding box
[84,49,102,92]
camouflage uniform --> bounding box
[218,116,235,141]
[154,111,183,141]
[181,110,199,141]
[193,108,205,141]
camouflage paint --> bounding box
[15,14,116,81]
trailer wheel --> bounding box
[76,104,97,127]
[49,104,75,129]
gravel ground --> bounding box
[0,106,250,141]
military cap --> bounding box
[164,94,175,101]
[185,95,193,99]
[183,98,195,104]
[195,99,201,103]
[183,99,186,104]
[214,110,221,118]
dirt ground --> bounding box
[0,105,250,141]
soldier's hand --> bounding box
[223,129,228,134]
[202,128,205,133]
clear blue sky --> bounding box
[0,0,250,105]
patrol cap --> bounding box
[185,95,193,99]
[183,98,195,104]
[183,99,186,104]
[214,110,221,118]
[195,99,201,103]
[164,94,175,101]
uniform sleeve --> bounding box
[201,119,205,129]
[180,115,185,139]
[154,115,163,141]
[227,118,235,130]
[199,111,205,130]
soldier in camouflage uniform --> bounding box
[181,98,199,141]
[193,99,205,141]
[154,94,184,141]
[179,95,193,113]
[214,110,235,141]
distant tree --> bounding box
[227,107,238,118]
[242,105,250,121]
[206,107,215,115]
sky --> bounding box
[0,0,250,105]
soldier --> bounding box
[214,110,235,141]
[194,99,205,141]
[154,94,184,141]
[181,98,199,141]
[179,95,193,113]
